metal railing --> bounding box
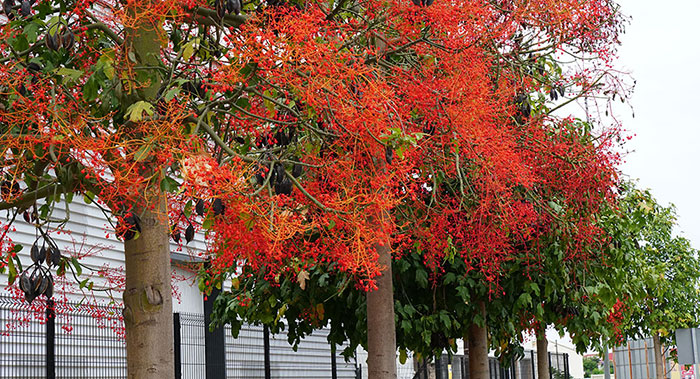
[0,296,357,378]
[410,350,570,379]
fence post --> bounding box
[563,354,569,379]
[173,313,182,379]
[263,324,271,379]
[204,289,226,379]
[531,351,536,379]
[548,352,552,379]
[46,299,55,379]
[331,343,338,379]
[436,355,443,379]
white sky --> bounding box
[614,0,700,247]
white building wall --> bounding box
[1,200,360,378]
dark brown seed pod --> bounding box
[48,247,61,266]
[274,177,292,196]
[19,271,31,295]
[38,245,46,263]
[228,0,240,15]
[185,224,195,243]
[2,0,14,18]
[43,275,53,298]
[36,274,49,296]
[212,198,224,216]
[195,198,205,216]
[61,29,74,51]
[274,164,285,185]
[172,229,181,243]
[19,0,29,17]
[25,291,37,303]
[46,33,60,51]
[23,211,32,224]
[292,163,303,178]
[118,212,141,241]
[30,243,39,262]
[385,146,393,165]
[29,269,42,297]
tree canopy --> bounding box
[0,0,630,376]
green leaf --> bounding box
[125,101,154,122]
[83,76,99,101]
[12,34,29,51]
[236,97,251,110]
[439,313,451,329]
[13,255,22,273]
[517,293,532,308]
[182,38,199,61]
[164,87,180,102]
[97,54,115,80]
[55,68,84,81]
[83,190,95,204]
[202,216,214,230]
[24,22,39,44]
[57,261,66,276]
[415,269,428,288]
[71,257,82,276]
[7,254,17,285]
[160,177,180,192]
[399,349,408,364]
[134,143,153,162]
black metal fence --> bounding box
[410,350,570,379]
[0,296,357,378]
[0,297,128,379]
[0,296,569,379]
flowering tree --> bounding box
[599,185,700,379]
[1,0,626,377]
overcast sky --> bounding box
[613,0,700,246]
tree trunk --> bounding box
[122,5,173,377]
[366,241,397,379]
[468,301,490,379]
[653,333,665,379]
[123,191,174,378]
[537,325,549,379]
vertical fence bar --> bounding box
[46,299,56,379]
[436,356,443,379]
[173,313,182,379]
[531,351,536,379]
[331,343,338,379]
[204,290,225,379]
[564,353,569,379]
[263,324,271,379]
[548,352,553,379]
